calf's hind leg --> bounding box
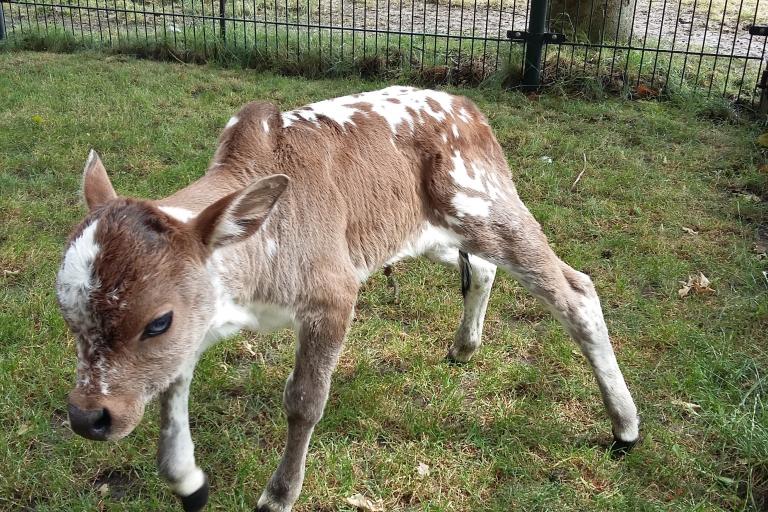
[461,211,640,449]
[425,247,497,363]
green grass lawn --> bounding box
[0,50,766,511]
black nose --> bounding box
[68,403,111,441]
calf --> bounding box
[57,86,639,511]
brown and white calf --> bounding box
[57,86,639,511]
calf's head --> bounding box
[58,151,288,441]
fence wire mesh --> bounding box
[0,0,766,104]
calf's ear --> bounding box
[81,149,117,210]
[193,174,290,249]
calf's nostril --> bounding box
[93,408,111,433]
[68,403,111,441]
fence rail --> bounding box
[0,0,766,105]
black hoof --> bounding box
[177,475,209,512]
[609,437,638,458]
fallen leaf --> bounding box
[681,226,698,235]
[715,475,736,486]
[753,242,768,260]
[416,462,430,477]
[346,493,384,511]
[678,272,715,298]
[737,192,761,202]
[31,114,44,125]
[16,423,30,436]
[98,483,110,497]
[636,84,659,98]
[540,156,553,164]
[757,132,768,148]
[239,340,257,357]
[672,399,702,415]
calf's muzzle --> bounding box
[68,402,111,441]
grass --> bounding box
[0,50,767,511]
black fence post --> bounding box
[0,2,6,41]
[522,0,549,90]
[219,0,226,43]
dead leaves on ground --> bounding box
[346,493,384,511]
[345,463,430,511]
[678,272,715,298]
[672,399,702,417]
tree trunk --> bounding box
[548,0,634,43]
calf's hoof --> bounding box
[445,346,475,364]
[609,436,638,458]
[176,474,209,512]
[256,490,292,512]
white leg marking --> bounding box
[504,264,640,441]
[455,255,496,356]
[158,368,207,497]
[426,248,496,362]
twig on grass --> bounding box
[571,152,587,192]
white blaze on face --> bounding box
[57,220,101,321]
[57,220,105,391]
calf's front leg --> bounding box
[257,299,353,512]
[158,367,209,512]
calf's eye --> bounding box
[143,311,173,339]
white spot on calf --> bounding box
[266,238,277,258]
[262,119,270,133]
[386,223,464,266]
[283,100,357,130]
[452,192,492,218]
[449,150,489,196]
[452,124,459,138]
[225,116,239,129]
[280,86,457,135]
[159,206,196,223]
[203,254,295,347]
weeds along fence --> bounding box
[0,0,766,105]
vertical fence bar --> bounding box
[0,2,6,41]
[522,0,548,89]
[219,0,225,41]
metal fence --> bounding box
[0,0,766,105]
